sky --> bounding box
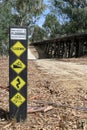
[11,0,50,27]
[36,0,64,27]
[36,0,50,27]
[36,0,72,26]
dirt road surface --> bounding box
[0,57,87,129]
[28,48,36,59]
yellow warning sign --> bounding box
[10,41,26,57]
[11,93,26,107]
[11,59,26,74]
[11,76,26,91]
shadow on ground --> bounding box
[0,108,9,120]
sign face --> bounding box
[9,27,27,122]
[11,93,26,107]
[11,59,26,74]
[11,76,26,91]
[10,41,26,57]
[10,28,26,40]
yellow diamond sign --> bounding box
[11,76,26,91]
[11,59,26,74]
[11,93,26,107]
[10,41,26,57]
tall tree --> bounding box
[43,14,62,38]
[11,0,46,26]
[0,0,46,55]
[51,0,87,34]
[30,25,47,42]
[0,0,13,55]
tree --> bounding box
[9,0,45,26]
[30,25,47,42]
[51,0,87,34]
[0,1,14,55]
[43,14,62,38]
[0,0,46,55]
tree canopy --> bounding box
[30,25,47,42]
[51,0,87,34]
[43,14,62,38]
[0,0,87,55]
[0,0,45,55]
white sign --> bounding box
[10,28,27,40]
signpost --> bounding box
[9,27,27,122]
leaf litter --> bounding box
[1,56,87,129]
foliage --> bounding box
[30,25,47,42]
[0,1,13,55]
[1,0,87,56]
[11,0,46,26]
[0,0,46,55]
[43,14,62,38]
[51,0,87,34]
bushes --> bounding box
[0,42,9,56]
